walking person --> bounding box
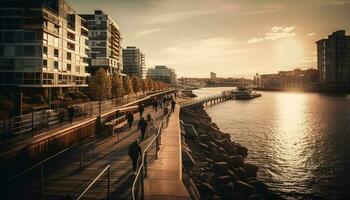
[68,106,75,123]
[128,139,142,174]
[152,98,158,112]
[171,99,176,112]
[146,113,155,130]
[138,104,144,118]
[138,117,148,140]
[126,111,134,130]
[59,109,65,126]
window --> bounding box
[43,60,47,68]
[67,52,71,60]
[43,46,47,55]
[76,65,80,72]
[54,61,58,69]
[67,64,71,71]
[54,49,59,57]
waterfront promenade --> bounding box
[5,106,165,199]
[143,105,190,200]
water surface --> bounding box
[193,87,350,199]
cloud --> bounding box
[136,28,165,36]
[306,32,315,37]
[247,37,264,44]
[248,26,296,43]
[264,26,296,40]
[144,11,212,24]
[328,0,350,5]
[237,4,282,15]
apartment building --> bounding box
[122,46,145,79]
[147,65,177,84]
[0,0,89,99]
[316,30,350,85]
[80,10,122,75]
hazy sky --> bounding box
[67,0,350,78]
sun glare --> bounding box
[275,39,304,68]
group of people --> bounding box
[128,93,177,174]
[58,106,77,125]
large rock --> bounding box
[214,153,231,163]
[213,162,230,175]
[248,180,269,193]
[215,176,232,185]
[236,145,248,157]
[242,163,259,178]
[235,181,255,197]
[216,182,234,193]
[229,155,244,167]
[198,182,216,194]
[248,193,265,200]
[234,167,248,179]
[182,150,195,168]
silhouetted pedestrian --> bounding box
[59,109,65,125]
[152,98,158,112]
[68,106,75,123]
[171,99,176,112]
[126,111,134,130]
[138,104,144,118]
[128,139,142,174]
[138,117,148,140]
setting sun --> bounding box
[275,39,304,68]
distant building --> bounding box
[0,0,89,99]
[210,72,217,79]
[147,65,177,84]
[80,10,122,75]
[316,30,350,86]
[256,68,318,88]
[122,46,145,79]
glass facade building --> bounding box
[147,65,177,84]
[0,0,89,98]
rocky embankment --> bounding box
[180,105,280,200]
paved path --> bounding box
[6,106,167,200]
[143,101,190,200]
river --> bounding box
[192,87,350,199]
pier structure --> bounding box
[179,90,235,108]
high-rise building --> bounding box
[147,65,177,84]
[316,30,350,85]
[122,46,145,79]
[0,0,89,99]
[210,72,217,79]
[80,10,122,75]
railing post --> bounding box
[144,152,148,177]
[141,167,145,199]
[40,163,44,196]
[107,167,111,199]
[99,101,102,116]
[46,112,49,131]
[155,135,159,159]
[93,135,96,158]
[31,112,34,137]
[80,142,83,169]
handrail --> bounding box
[8,143,78,181]
[179,91,234,107]
[76,165,111,200]
[131,107,172,200]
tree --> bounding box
[140,79,149,93]
[147,78,154,91]
[123,76,133,95]
[89,68,112,101]
[131,76,141,94]
[111,73,124,98]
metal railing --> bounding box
[5,137,96,196]
[131,107,171,200]
[0,90,173,144]
[76,165,111,200]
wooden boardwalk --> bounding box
[144,105,190,200]
[6,107,167,200]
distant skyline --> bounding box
[67,0,350,78]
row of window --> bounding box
[0,72,87,85]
